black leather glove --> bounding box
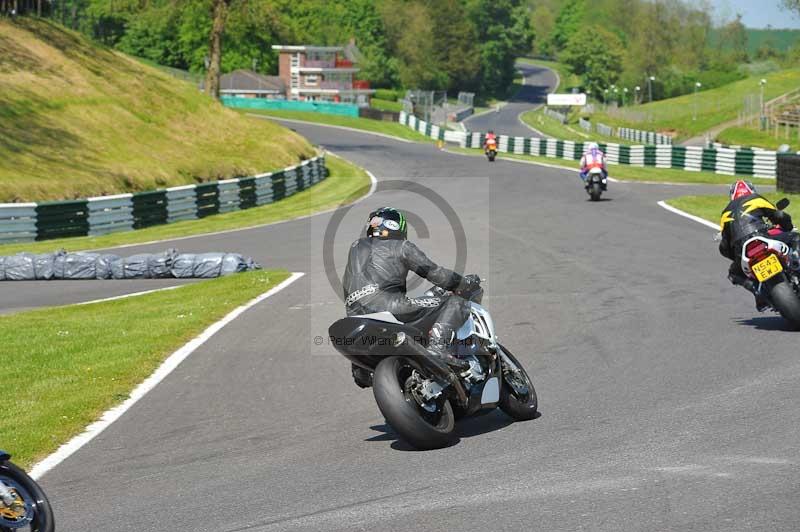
[456,274,481,295]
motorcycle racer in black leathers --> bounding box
[720,180,796,310]
[342,207,480,388]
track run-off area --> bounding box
[12,118,795,531]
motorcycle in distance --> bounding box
[731,197,800,327]
[328,279,538,450]
[484,137,498,162]
[0,451,54,532]
[584,167,607,201]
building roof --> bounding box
[217,70,285,93]
[271,45,344,52]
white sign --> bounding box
[547,93,587,106]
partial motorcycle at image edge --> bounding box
[0,451,54,532]
[584,167,608,201]
[328,279,538,450]
[724,197,800,327]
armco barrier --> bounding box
[397,111,777,179]
[0,155,327,244]
[596,122,614,137]
[387,109,773,178]
[0,204,37,244]
[617,127,673,145]
[87,194,134,236]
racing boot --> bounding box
[428,323,469,371]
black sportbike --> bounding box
[0,451,54,532]
[329,280,538,450]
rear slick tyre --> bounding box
[372,356,455,450]
[589,182,602,201]
[768,280,800,328]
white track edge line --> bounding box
[657,200,719,230]
[76,285,182,306]
[29,271,305,479]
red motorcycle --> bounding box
[484,137,497,162]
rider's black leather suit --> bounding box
[342,237,472,336]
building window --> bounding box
[304,74,319,85]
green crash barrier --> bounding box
[132,190,168,229]
[195,183,221,219]
[35,200,89,240]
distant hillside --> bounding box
[590,68,800,140]
[710,28,800,54]
[0,18,314,202]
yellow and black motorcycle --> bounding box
[0,451,53,532]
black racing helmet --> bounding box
[365,207,407,240]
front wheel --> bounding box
[372,356,455,450]
[0,461,55,532]
[589,181,602,201]
[767,280,800,327]
[498,346,538,421]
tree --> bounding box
[382,1,447,89]
[781,0,800,16]
[718,13,748,63]
[560,27,624,97]
[205,0,230,99]
[548,0,584,53]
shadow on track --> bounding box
[736,316,799,331]
[586,197,614,202]
[366,409,540,451]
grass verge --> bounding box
[370,98,404,112]
[0,18,313,202]
[519,107,618,143]
[716,125,798,151]
[589,68,800,140]
[241,109,432,142]
[0,153,371,256]
[666,193,800,226]
[449,147,776,185]
[0,270,291,469]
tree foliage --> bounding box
[560,28,624,97]
[48,0,532,97]
[528,0,767,102]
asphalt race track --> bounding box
[26,122,800,531]
[463,62,558,137]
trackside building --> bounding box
[272,43,375,107]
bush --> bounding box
[374,88,403,101]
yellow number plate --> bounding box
[752,254,783,282]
